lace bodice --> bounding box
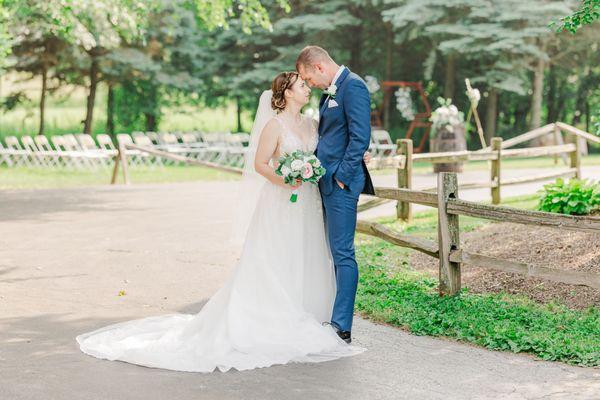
[274,115,318,155]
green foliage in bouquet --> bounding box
[275,150,326,185]
[537,178,600,215]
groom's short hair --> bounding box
[296,46,333,71]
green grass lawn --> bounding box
[0,164,240,190]
[355,195,600,367]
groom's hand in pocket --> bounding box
[336,179,345,190]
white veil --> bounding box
[230,90,276,246]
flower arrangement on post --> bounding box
[430,97,465,136]
[429,97,467,172]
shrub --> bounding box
[537,178,600,215]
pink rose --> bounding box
[302,163,314,179]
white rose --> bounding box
[291,159,304,171]
[281,165,291,176]
[326,83,337,97]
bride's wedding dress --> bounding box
[76,114,364,373]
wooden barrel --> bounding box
[429,124,467,172]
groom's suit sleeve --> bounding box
[334,79,371,189]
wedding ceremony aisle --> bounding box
[1,181,598,400]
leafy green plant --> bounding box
[537,178,600,215]
[356,248,600,367]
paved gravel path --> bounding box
[1,179,598,399]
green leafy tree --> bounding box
[7,1,79,134]
[553,0,599,33]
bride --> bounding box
[76,71,366,373]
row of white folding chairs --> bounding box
[0,134,120,170]
[1,131,252,170]
[119,131,250,168]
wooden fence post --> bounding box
[491,137,502,205]
[568,133,581,179]
[111,143,130,185]
[119,143,130,185]
[396,139,413,221]
[437,172,461,296]
[110,149,121,184]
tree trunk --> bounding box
[39,65,47,136]
[349,6,363,75]
[572,67,590,127]
[383,23,393,131]
[83,57,100,134]
[106,83,115,136]
[546,64,557,124]
[443,53,456,100]
[484,88,498,142]
[584,100,590,133]
[529,56,545,131]
[513,100,528,135]
[236,95,242,132]
[145,113,157,132]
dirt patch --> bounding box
[409,222,600,309]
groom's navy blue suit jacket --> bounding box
[315,67,375,197]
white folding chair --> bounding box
[34,135,62,167]
[62,134,98,170]
[133,134,163,167]
[4,136,30,167]
[371,129,396,158]
[224,134,249,167]
[116,134,144,166]
[75,134,111,168]
[20,135,47,167]
[0,141,15,167]
[176,132,208,160]
[96,134,117,151]
[145,131,160,144]
[200,132,231,164]
[50,135,85,170]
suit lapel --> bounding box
[319,93,328,116]
[319,67,351,118]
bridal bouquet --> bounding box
[275,150,326,202]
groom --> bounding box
[296,46,374,344]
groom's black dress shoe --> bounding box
[336,330,352,344]
[322,322,352,344]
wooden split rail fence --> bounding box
[110,143,243,184]
[362,122,598,221]
[111,141,600,295]
[357,172,600,295]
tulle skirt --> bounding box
[77,182,365,372]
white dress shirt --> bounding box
[331,65,346,87]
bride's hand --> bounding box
[290,179,302,190]
[363,151,372,164]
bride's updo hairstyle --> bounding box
[271,71,299,112]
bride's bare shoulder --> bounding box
[261,117,284,136]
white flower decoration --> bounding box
[325,83,337,98]
[395,87,415,121]
[290,159,304,171]
[365,75,380,94]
